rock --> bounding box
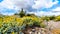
[22,26,53,34]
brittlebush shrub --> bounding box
[0,16,24,34]
[54,16,60,21]
[22,16,46,27]
[0,16,46,34]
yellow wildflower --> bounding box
[11,31,15,34]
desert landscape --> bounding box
[0,0,60,34]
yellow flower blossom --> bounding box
[11,31,15,34]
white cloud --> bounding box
[27,11,60,16]
[35,11,53,16]
[12,0,34,10]
[0,0,34,15]
[0,0,59,16]
[2,13,14,15]
[52,7,60,11]
[0,0,34,10]
[0,0,58,10]
[0,0,15,9]
[32,0,58,9]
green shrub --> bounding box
[54,16,60,21]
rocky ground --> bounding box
[21,20,60,34]
[22,27,53,34]
[44,20,60,29]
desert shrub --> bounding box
[49,16,55,20]
[54,16,60,21]
[40,23,46,28]
[22,16,46,28]
[0,16,46,34]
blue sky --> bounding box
[0,0,60,16]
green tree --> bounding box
[14,8,26,17]
[49,16,55,20]
[14,13,18,15]
[26,14,36,17]
[19,8,26,17]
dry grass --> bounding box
[51,29,60,34]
